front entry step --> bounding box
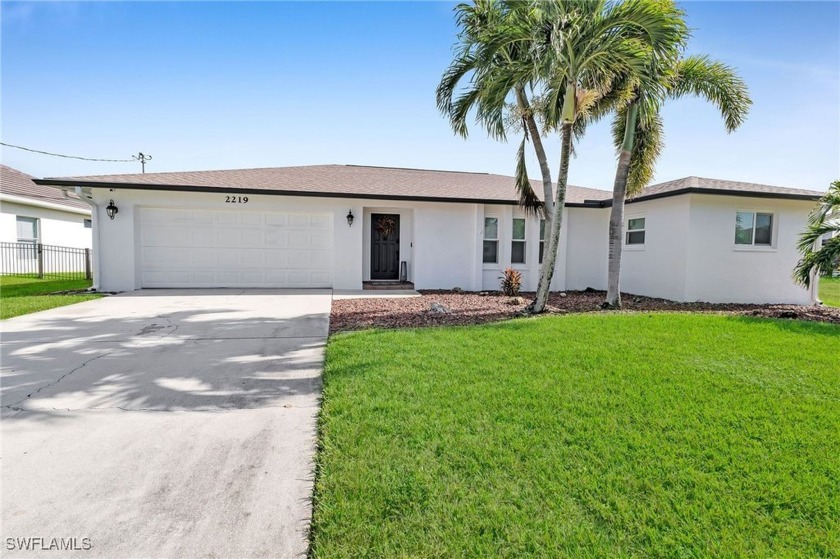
[363,281,415,291]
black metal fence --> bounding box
[0,242,92,280]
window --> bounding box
[626,217,646,245]
[539,219,546,263]
[483,217,498,263]
[16,216,39,244]
[735,211,773,246]
[84,219,92,228]
[511,218,526,264]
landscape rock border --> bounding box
[329,289,840,334]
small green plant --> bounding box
[500,267,522,296]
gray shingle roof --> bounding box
[36,164,610,205]
[1,164,90,211]
[630,176,824,202]
[32,165,824,206]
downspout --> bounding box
[73,187,101,291]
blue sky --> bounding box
[2,1,838,192]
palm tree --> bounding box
[602,54,752,308]
[794,180,840,289]
[437,0,687,313]
[521,0,688,313]
[436,1,554,216]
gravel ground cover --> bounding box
[329,289,840,333]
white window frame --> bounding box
[734,210,776,251]
[624,215,646,249]
[538,219,546,264]
[483,216,499,264]
[511,217,526,265]
[16,216,40,244]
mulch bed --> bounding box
[330,289,840,333]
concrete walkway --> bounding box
[1,289,331,558]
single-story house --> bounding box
[1,164,92,249]
[35,165,824,304]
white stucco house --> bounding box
[35,164,823,304]
[1,164,92,249]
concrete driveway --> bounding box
[1,289,331,558]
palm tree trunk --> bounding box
[604,151,631,308]
[515,87,558,305]
[515,87,554,215]
[530,121,573,313]
[604,101,639,309]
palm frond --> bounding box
[670,55,752,132]
[515,135,543,216]
[794,180,840,286]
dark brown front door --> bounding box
[371,213,400,280]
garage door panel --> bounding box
[241,213,262,226]
[216,213,241,225]
[310,214,332,228]
[311,232,332,249]
[142,227,191,247]
[265,250,289,267]
[192,211,215,224]
[189,227,217,244]
[288,215,309,228]
[266,231,289,247]
[142,247,192,265]
[310,250,331,268]
[139,208,333,288]
[241,230,263,246]
[241,249,264,266]
[217,249,240,266]
[193,248,216,266]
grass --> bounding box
[312,314,840,558]
[0,275,102,319]
[819,275,840,307]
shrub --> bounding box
[500,268,522,296]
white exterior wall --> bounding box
[479,205,566,292]
[683,194,815,304]
[564,207,609,291]
[413,202,481,290]
[620,196,691,301]
[0,200,92,248]
[86,186,818,304]
[88,188,488,292]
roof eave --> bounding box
[34,178,599,207]
[624,187,822,205]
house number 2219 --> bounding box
[225,196,249,203]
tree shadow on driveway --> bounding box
[1,290,331,421]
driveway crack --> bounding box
[3,350,116,410]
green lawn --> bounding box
[312,314,839,558]
[0,275,102,319]
[819,276,840,307]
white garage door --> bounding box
[139,207,333,288]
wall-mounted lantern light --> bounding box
[346,210,354,227]
[106,199,119,220]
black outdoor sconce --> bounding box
[106,199,119,220]
[346,210,354,227]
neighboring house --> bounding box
[0,164,92,249]
[35,165,823,304]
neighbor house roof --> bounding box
[1,164,91,211]
[34,164,610,206]
[32,165,824,207]
[628,176,824,204]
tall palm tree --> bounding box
[436,1,554,216]
[603,54,752,308]
[522,0,688,313]
[794,180,840,289]
[437,0,687,313]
